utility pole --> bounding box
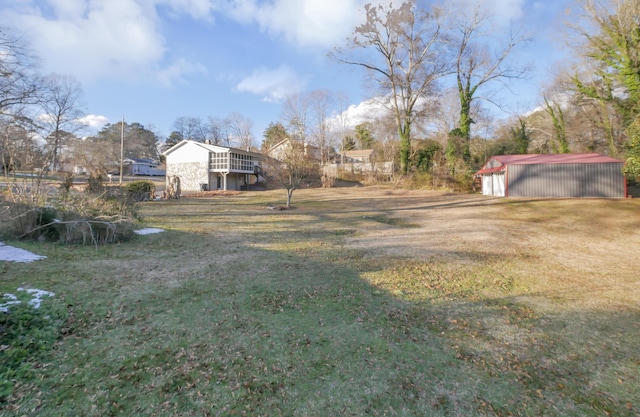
[119,116,124,184]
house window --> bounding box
[210,152,228,170]
[229,152,254,172]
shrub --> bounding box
[404,172,434,189]
[451,171,474,192]
[126,180,155,202]
[0,200,58,241]
[0,184,139,244]
[86,175,105,195]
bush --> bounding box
[0,199,58,241]
[451,171,474,192]
[86,175,105,195]
[0,183,140,244]
[126,180,155,202]
[404,172,434,189]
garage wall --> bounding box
[507,163,625,197]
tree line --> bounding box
[3,0,638,184]
[262,0,640,186]
[0,26,259,177]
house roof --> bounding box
[476,153,623,175]
[163,140,262,158]
[267,138,319,153]
[342,149,375,158]
[475,165,507,175]
[490,153,622,165]
[123,157,158,164]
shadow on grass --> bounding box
[2,224,637,417]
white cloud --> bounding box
[226,0,369,48]
[341,98,389,127]
[0,0,216,85]
[235,65,309,102]
[157,58,207,86]
[77,114,109,129]
[2,1,164,82]
[326,97,391,131]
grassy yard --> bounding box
[1,187,639,416]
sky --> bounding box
[0,0,578,145]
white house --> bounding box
[266,138,321,162]
[123,158,165,176]
[337,149,393,175]
[163,140,263,192]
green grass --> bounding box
[1,188,639,416]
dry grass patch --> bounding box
[1,187,639,416]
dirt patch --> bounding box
[287,188,640,312]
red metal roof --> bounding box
[490,153,622,165]
[475,165,506,175]
[475,153,623,176]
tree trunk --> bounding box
[399,119,411,175]
[286,188,294,208]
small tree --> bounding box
[511,117,531,155]
[355,122,375,149]
[543,96,570,153]
[264,141,314,208]
[263,122,288,152]
[342,135,356,152]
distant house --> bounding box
[341,149,376,163]
[475,153,626,198]
[338,149,393,175]
[163,140,262,192]
[123,158,165,176]
[266,139,321,162]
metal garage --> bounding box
[475,154,627,198]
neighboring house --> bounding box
[72,166,87,175]
[475,153,626,198]
[163,140,262,192]
[266,139,321,162]
[337,149,393,174]
[123,158,165,176]
[342,149,375,163]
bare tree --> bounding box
[449,7,529,163]
[205,116,229,146]
[225,112,254,150]
[173,116,207,142]
[333,1,450,174]
[308,90,334,164]
[334,92,352,158]
[0,27,40,117]
[281,93,311,143]
[38,74,85,172]
[263,141,314,208]
[0,116,43,175]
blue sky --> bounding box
[1,0,577,145]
